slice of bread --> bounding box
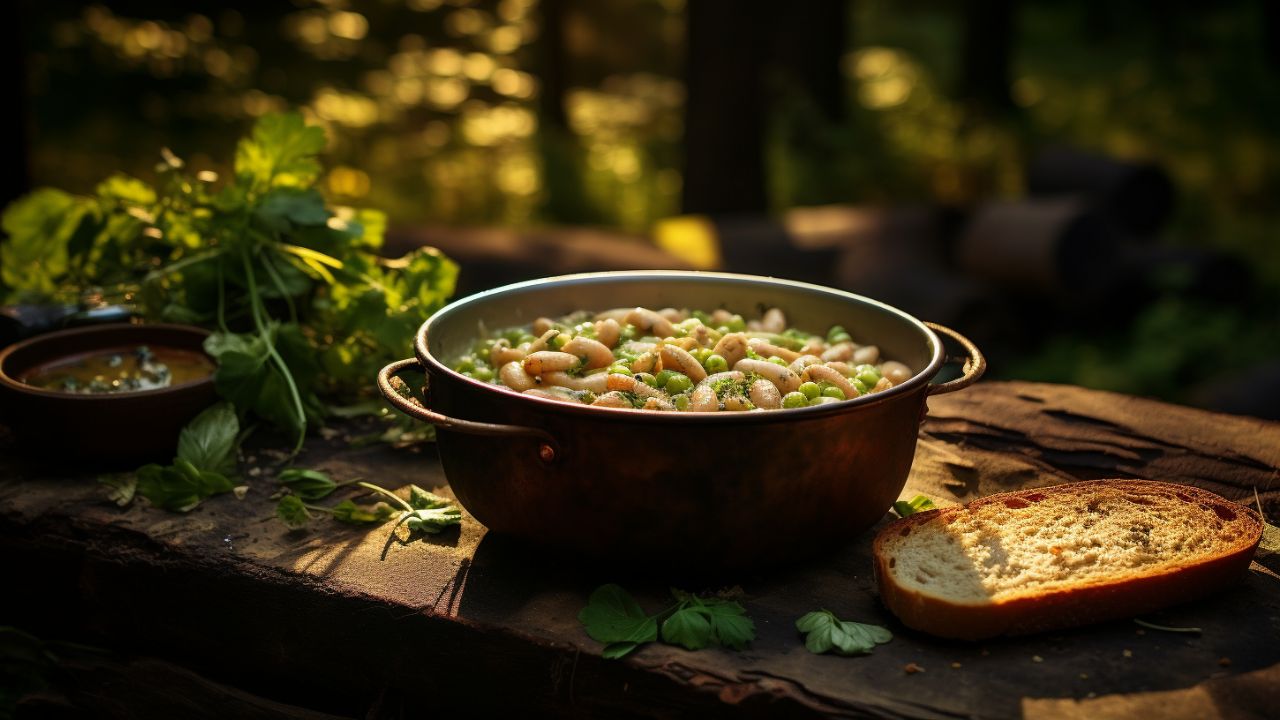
[873,480,1262,640]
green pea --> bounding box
[455,356,476,373]
[798,381,821,400]
[827,325,852,344]
[704,354,729,374]
[472,366,494,381]
[767,356,787,366]
[654,369,675,387]
[726,315,746,332]
[716,325,731,335]
[664,373,693,394]
[691,347,713,364]
[852,378,869,395]
[609,364,633,376]
[855,364,881,386]
[673,394,690,411]
[782,391,808,409]
[822,386,846,400]
[620,324,639,341]
[636,372,659,388]
[552,334,570,350]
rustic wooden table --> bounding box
[2,381,1278,719]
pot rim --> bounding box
[0,322,215,401]
[413,270,947,424]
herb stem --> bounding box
[356,481,414,513]
[241,249,307,454]
[215,260,230,335]
[261,246,298,324]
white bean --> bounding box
[527,328,559,353]
[749,379,782,409]
[748,337,801,362]
[523,351,581,375]
[542,371,609,393]
[723,395,752,412]
[561,336,614,370]
[630,351,659,374]
[533,317,554,335]
[606,372,664,399]
[711,333,748,368]
[880,360,913,385]
[658,307,686,322]
[490,340,526,366]
[733,358,802,394]
[803,364,859,399]
[500,361,538,392]
[642,396,677,411]
[853,345,881,365]
[660,344,708,382]
[592,391,633,408]
[625,307,675,340]
[761,307,786,334]
[594,318,621,348]
[594,308,633,323]
[524,388,581,405]
[821,342,854,362]
[788,354,823,375]
[688,383,719,412]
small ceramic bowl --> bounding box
[0,323,218,466]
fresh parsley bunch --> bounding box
[1,112,457,453]
[578,584,756,659]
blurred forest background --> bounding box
[8,0,1280,416]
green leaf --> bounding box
[176,402,239,476]
[796,610,892,656]
[98,474,137,508]
[578,584,659,647]
[661,606,714,650]
[408,485,451,510]
[400,506,462,534]
[331,500,397,524]
[254,188,329,232]
[135,463,204,512]
[95,174,156,206]
[234,112,326,190]
[278,468,337,501]
[602,642,639,659]
[699,599,755,651]
[1,188,82,297]
[893,495,936,518]
[276,495,312,530]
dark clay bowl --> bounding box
[0,323,217,466]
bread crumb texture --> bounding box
[883,482,1255,604]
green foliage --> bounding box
[277,468,338,501]
[577,585,756,659]
[175,402,240,477]
[275,494,312,530]
[330,499,397,524]
[893,495,936,518]
[795,610,892,656]
[0,111,457,455]
[134,403,240,512]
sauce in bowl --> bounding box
[19,345,215,395]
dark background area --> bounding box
[6,0,1280,417]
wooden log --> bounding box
[1026,146,1175,236]
[953,197,1119,295]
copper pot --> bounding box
[378,271,984,568]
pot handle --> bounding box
[923,322,986,396]
[377,358,559,462]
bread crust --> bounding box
[872,480,1263,640]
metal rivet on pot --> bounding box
[539,444,555,463]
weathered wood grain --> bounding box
[1,381,1277,719]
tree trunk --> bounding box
[959,0,1014,113]
[681,0,768,215]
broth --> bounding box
[21,345,215,394]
